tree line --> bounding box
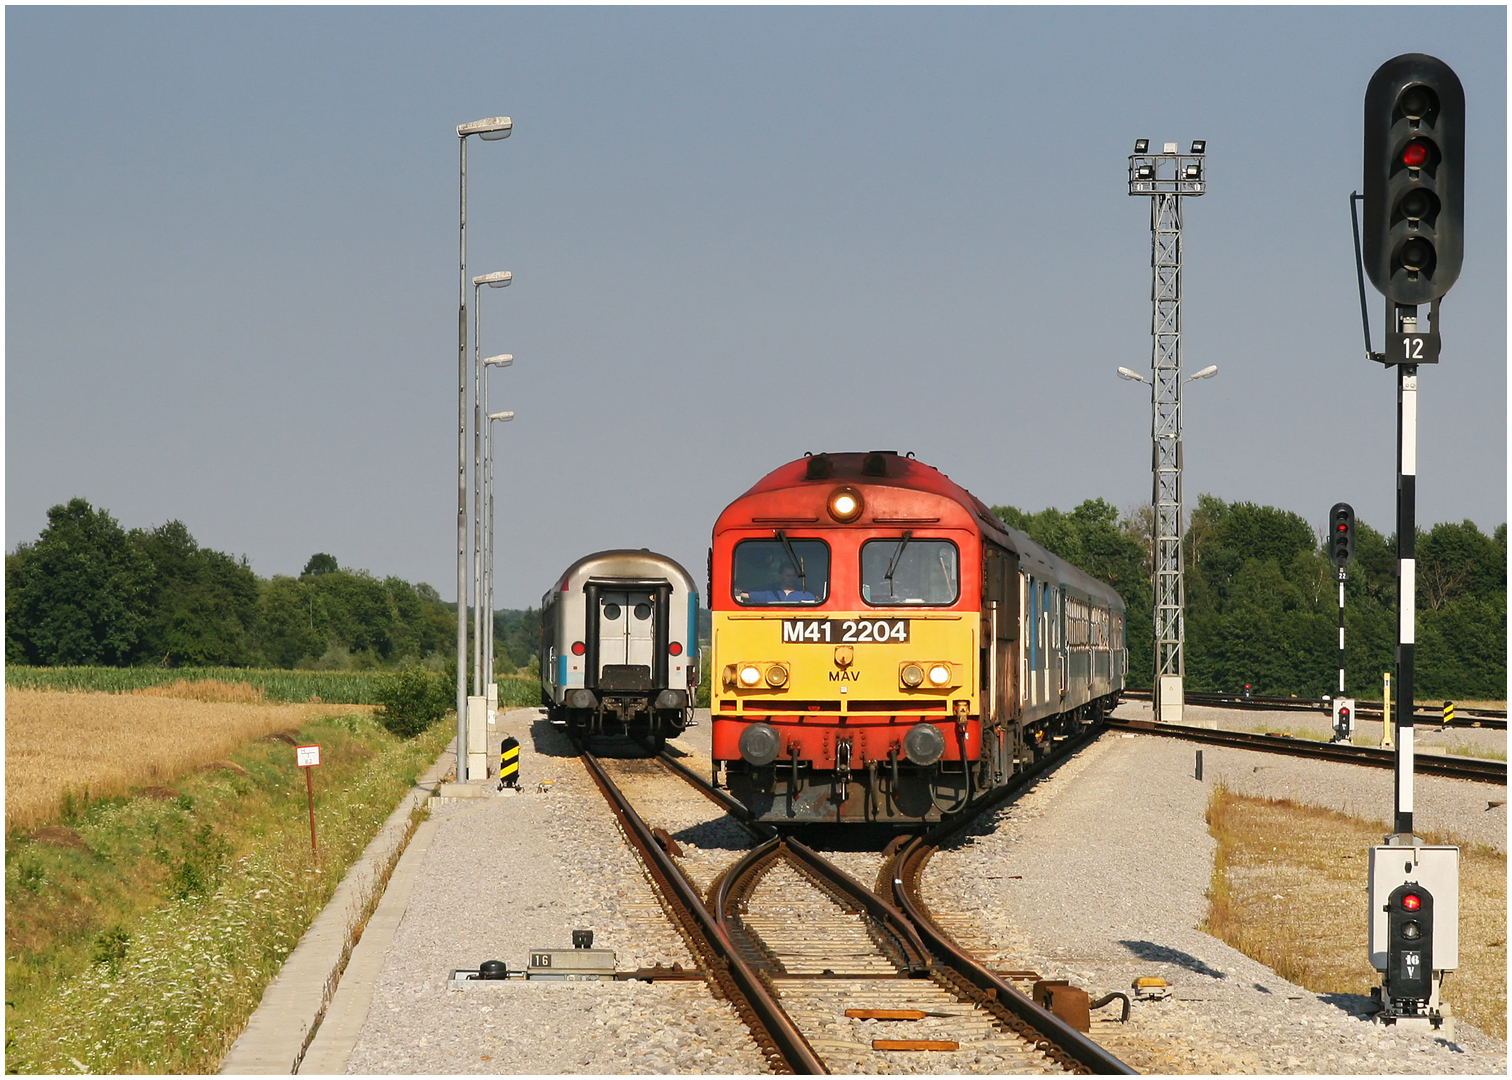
[8,496,1505,700]
[6,499,458,670]
[993,496,1506,700]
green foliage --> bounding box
[993,498,1154,688]
[7,499,156,666]
[993,494,1504,701]
[132,520,260,666]
[373,668,451,738]
[301,552,339,577]
[3,665,387,703]
[7,501,456,673]
[4,715,451,1074]
[491,607,542,673]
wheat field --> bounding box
[4,687,372,832]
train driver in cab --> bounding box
[740,560,817,605]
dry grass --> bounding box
[4,689,374,833]
[1203,787,1507,1041]
[130,678,268,703]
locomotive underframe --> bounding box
[723,695,1115,823]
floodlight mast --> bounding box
[1128,138,1207,723]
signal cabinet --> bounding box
[1367,845,1458,972]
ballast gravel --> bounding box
[340,708,770,1075]
[329,702,1503,1074]
[924,704,1506,1075]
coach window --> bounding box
[860,538,959,606]
[732,539,829,606]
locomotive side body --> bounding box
[710,452,1125,823]
[539,549,700,747]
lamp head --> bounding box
[1190,365,1219,380]
[458,116,512,140]
[484,354,514,368]
[473,271,512,288]
[1116,367,1148,383]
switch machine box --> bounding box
[526,948,617,981]
[1367,845,1458,973]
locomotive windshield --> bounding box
[860,538,959,605]
[732,539,829,605]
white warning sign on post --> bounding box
[296,744,321,768]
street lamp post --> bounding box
[487,406,516,699]
[473,273,511,722]
[482,355,514,701]
[456,115,510,782]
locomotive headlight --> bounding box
[739,665,762,687]
[764,664,789,688]
[827,486,864,523]
[900,663,925,688]
[927,664,952,686]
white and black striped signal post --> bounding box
[1359,55,1464,839]
[1327,503,1355,742]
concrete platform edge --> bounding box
[218,740,455,1074]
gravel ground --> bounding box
[925,721,1508,1075]
[342,707,770,1075]
[334,703,1504,1074]
[1113,700,1506,849]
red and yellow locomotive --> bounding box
[710,451,1126,823]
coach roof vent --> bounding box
[804,453,833,480]
[862,451,896,476]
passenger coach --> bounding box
[710,451,1126,823]
[540,549,700,750]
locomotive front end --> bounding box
[711,453,984,823]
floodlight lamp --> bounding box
[458,116,513,139]
[1134,139,1149,153]
[1163,142,1178,155]
[1184,163,1201,180]
[1117,367,1148,383]
[484,354,514,367]
[1190,140,1206,154]
[1135,164,1154,180]
[473,271,512,287]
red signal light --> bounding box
[1402,142,1429,168]
[1402,893,1422,911]
[669,641,683,656]
[571,641,586,656]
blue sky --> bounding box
[7,6,1506,608]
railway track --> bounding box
[1120,688,1506,728]
[578,735,1136,1074]
[1104,717,1507,783]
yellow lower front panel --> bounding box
[712,611,977,716]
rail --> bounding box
[1104,718,1506,784]
[1120,688,1505,727]
[578,751,826,1074]
[657,722,1138,1074]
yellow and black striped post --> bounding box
[1442,700,1455,726]
[498,736,520,788]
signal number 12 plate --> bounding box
[782,618,909,643]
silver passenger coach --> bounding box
[539,549,700,749]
